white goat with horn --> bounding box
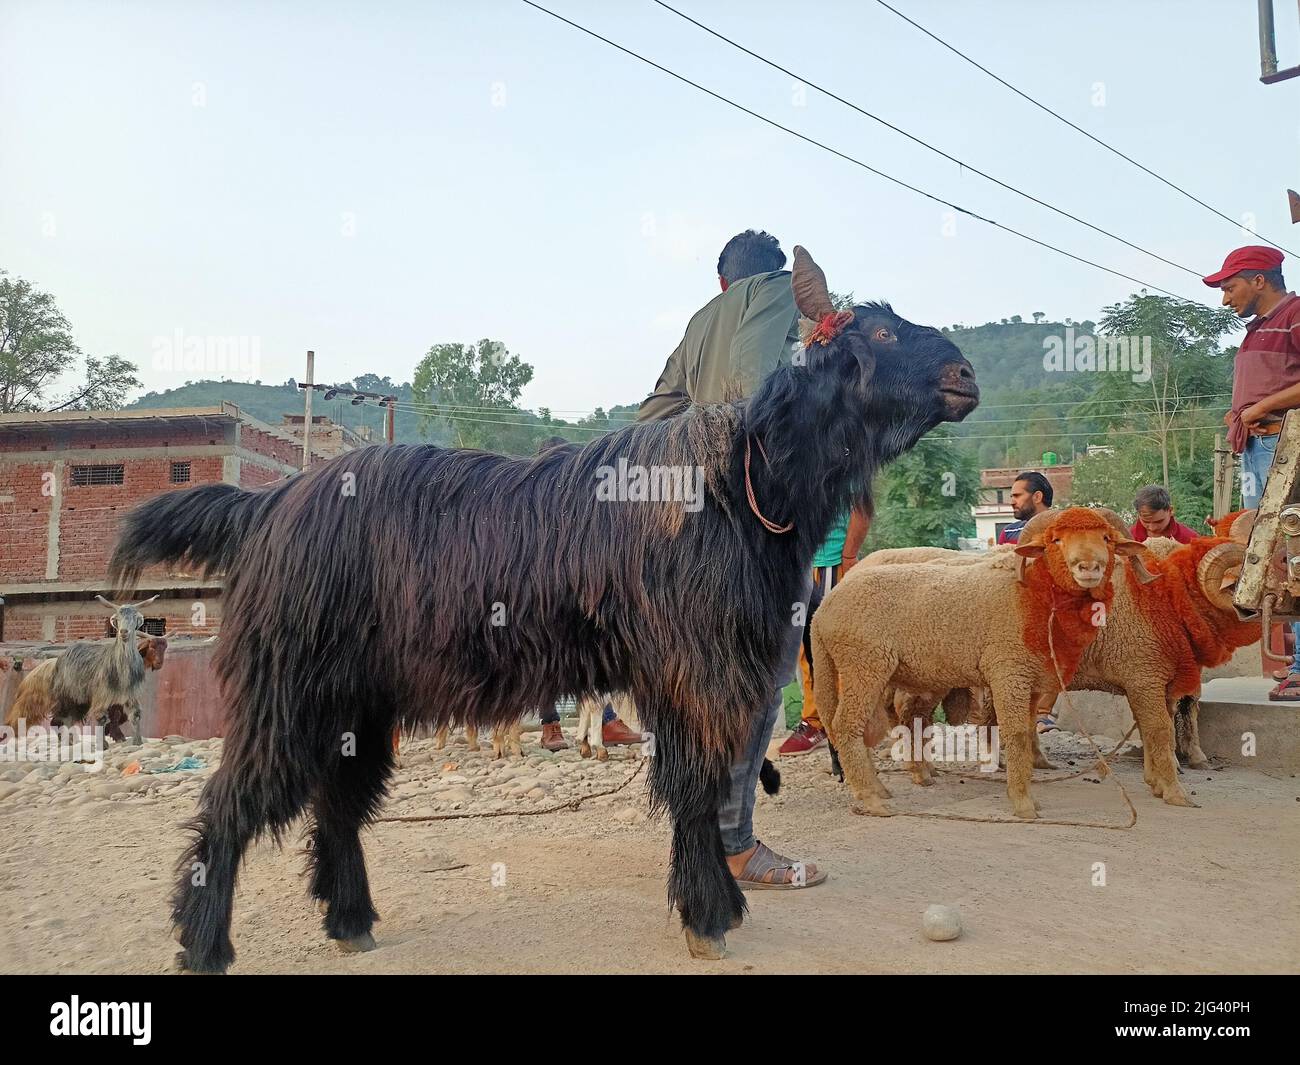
[47,594,160,744]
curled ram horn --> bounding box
[1197,542,1246,612]
[791,246,836,322]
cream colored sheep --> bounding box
[811,508,1150,819]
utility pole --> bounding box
[302,350,314,471]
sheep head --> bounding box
[1013,507,1147,597]
[1016,507,1159,586]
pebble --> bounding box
[922,905,962,942]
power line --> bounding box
[518,0,1195,302]
[872,0,1298,257]
[652,0,1200,278]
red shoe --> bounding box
[778,721,826,756]
[602,716,644,746]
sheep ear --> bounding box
[1115,540,1161,584]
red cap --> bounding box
[1202,246,1284,287]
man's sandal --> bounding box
[733,840,827,891]
[1268,675,1300,702]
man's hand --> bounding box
[1241,400,1274,429]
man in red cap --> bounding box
[1205,246,1300,698]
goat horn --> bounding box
[131,594,160,608]
[1228,509,1255,545]
[1197,542,1246,611]
[94,594,119,611]
[791,246,836,322]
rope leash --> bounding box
[373,759,646,824]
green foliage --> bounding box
[862,426,981,550]
[0,269,136,413]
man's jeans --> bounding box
[718,577,811,855]
[1241,434,1300,672]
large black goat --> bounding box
[108,247,978,973]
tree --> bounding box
[48,354,142,412]
[0,270,79,412]
[411,339,534,450]
[1071,294,1239,488]
[0,270,141,412]
[862,426,981,550]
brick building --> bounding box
[0,403,357,641]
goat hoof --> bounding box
[173,950,219,974]
[684,929,726,960]
[595,747,608,762]
[334,931,376,954]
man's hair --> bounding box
[717,230,786,285]
[1134,484,1171,512]
[1235,267,1286,291]
[1015,471,1053,507]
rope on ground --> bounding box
[373,759,646,823]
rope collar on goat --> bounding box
[744,434,793,534]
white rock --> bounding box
[922,904,962,942]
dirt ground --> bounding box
[2,730,1298,975]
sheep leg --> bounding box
[172,712,316,974]
[1177,697,1210,770]
[306,718,391,954]
[834,657,895,816]
[894,691,936,786]
[990,677,1037,819]
[1128,688,1194,807]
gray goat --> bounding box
[48,594,159,744]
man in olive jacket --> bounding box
[637,230,826,891]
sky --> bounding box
[2,0,1298,419]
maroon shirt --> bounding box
[1228,292,1300,453]
[1129,517,1198,544]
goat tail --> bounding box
[108,481,284,593]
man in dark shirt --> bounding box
[997,471,1053,545]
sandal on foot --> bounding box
[733,840,827,891]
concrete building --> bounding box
[0,403,358,641]
[971,464,1074,546]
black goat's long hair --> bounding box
[109,301,975,972]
